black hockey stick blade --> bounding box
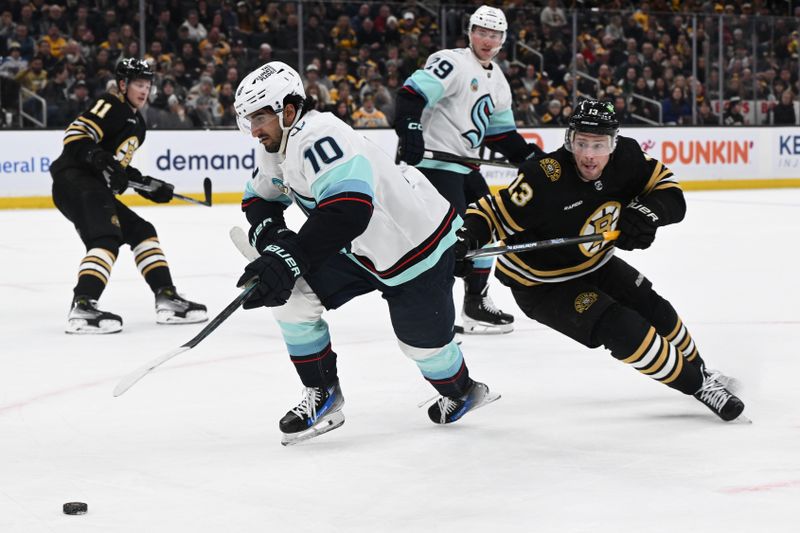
[465,231,620,259]
[171,178,212,206]
[112,278,258,397]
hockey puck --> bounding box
[63,502,87,515]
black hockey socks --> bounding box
[132,238,173,293]
[73,247,117,300]
[290,343,339,388]
[594,303,702,395]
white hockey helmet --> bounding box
[468,5,507,58]
[234,61,306,151]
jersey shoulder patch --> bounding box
[537,157,562,182]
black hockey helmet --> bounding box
[115,58,154,85]
[564,99,619,154]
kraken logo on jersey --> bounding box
[579,201,621,257]
[462,94,495,149]
[115,136,140,168]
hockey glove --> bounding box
[249,218,298,253]
[237,237,309,309]
[87,148,128,194]
[133,174,175,204]
[452,226,482,278]
[395,117,425,166]
[615,200,661,250]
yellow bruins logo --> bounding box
[111,215,120,227]
[578,201,621,257]
[115,136,140,168]
[539,158,561,182]
[574,292,598,314]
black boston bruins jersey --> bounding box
[50,92,146,176]
[467,136,686,288]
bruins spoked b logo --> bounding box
[578,201,621,257]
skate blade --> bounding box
[732,413,752,424]
[281,412,345,446]
[458,320,514,335]
[156,310,209,325]
[65,319,122,334]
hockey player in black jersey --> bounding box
[50,58,207,334]
[454,99,745,422]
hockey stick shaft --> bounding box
[130,177,213,207]
[465,230,620,259]
[423,149,519,169]
[112,277,258,397]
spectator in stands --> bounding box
[331,15,357,50]
[723,96,746,125]
[697,100,719,125]
[662,86,691,124]
[246,43,272,73]
[540,0,567,30]
[0,41,27,78]
[383,15,401,47]
[613,95,634,124]
[304,14,328,52]
[12,25,34,61]
[181,10,208,43]
[352,93,388,128]
[332,99,353,125]
[357,17,383,51]
[772,89,796,125]
[398,12,420,39]
[99,27,123,62]
[360,73,392,116]
[539,99,567,125]
[15,55,47,94]
[63,79,91,120]
[275,13,299,50]
[0,10,15,44]
[514,93,538,126]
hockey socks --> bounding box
[73,247,117,300]
[133,238,173,293]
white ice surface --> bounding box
[1,189,798,533]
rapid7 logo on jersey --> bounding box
[462,94,495,149]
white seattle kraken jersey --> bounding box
[243,110,461,286]
[404,48,516,174]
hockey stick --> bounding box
[423,149,519,169]
[465,230,620,259]
[229,226,260,261]
[130,177,213,207]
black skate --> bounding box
[155,287,208,324]
[428,381,500,424]
[694,367,745,421]
[459,289,514,335]
[279,381,345,446]
[65,296,122,334]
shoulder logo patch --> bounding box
[539,158,561,182]
[574,292,599,314]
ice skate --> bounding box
[428,381,500,424]
[279,381,345,446]
[65,296,122,334]
[155,286,208,324]
[694,367,745,422]
[459,289,514,335]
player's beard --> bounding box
[260,136,281,153]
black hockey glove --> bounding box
[87,148,128,194]
[249,218,297,253]
[133,174,175,204]
[615,200,662,250]
[452,226,482,278]
[395,117,425,166]
[237,237,309,309]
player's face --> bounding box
[470,26,503,62]
[248,109,282,152]
[572,132,612,181]
[125,78,152,109]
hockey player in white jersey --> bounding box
[234,61,499,445]
[395,5,544,335]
